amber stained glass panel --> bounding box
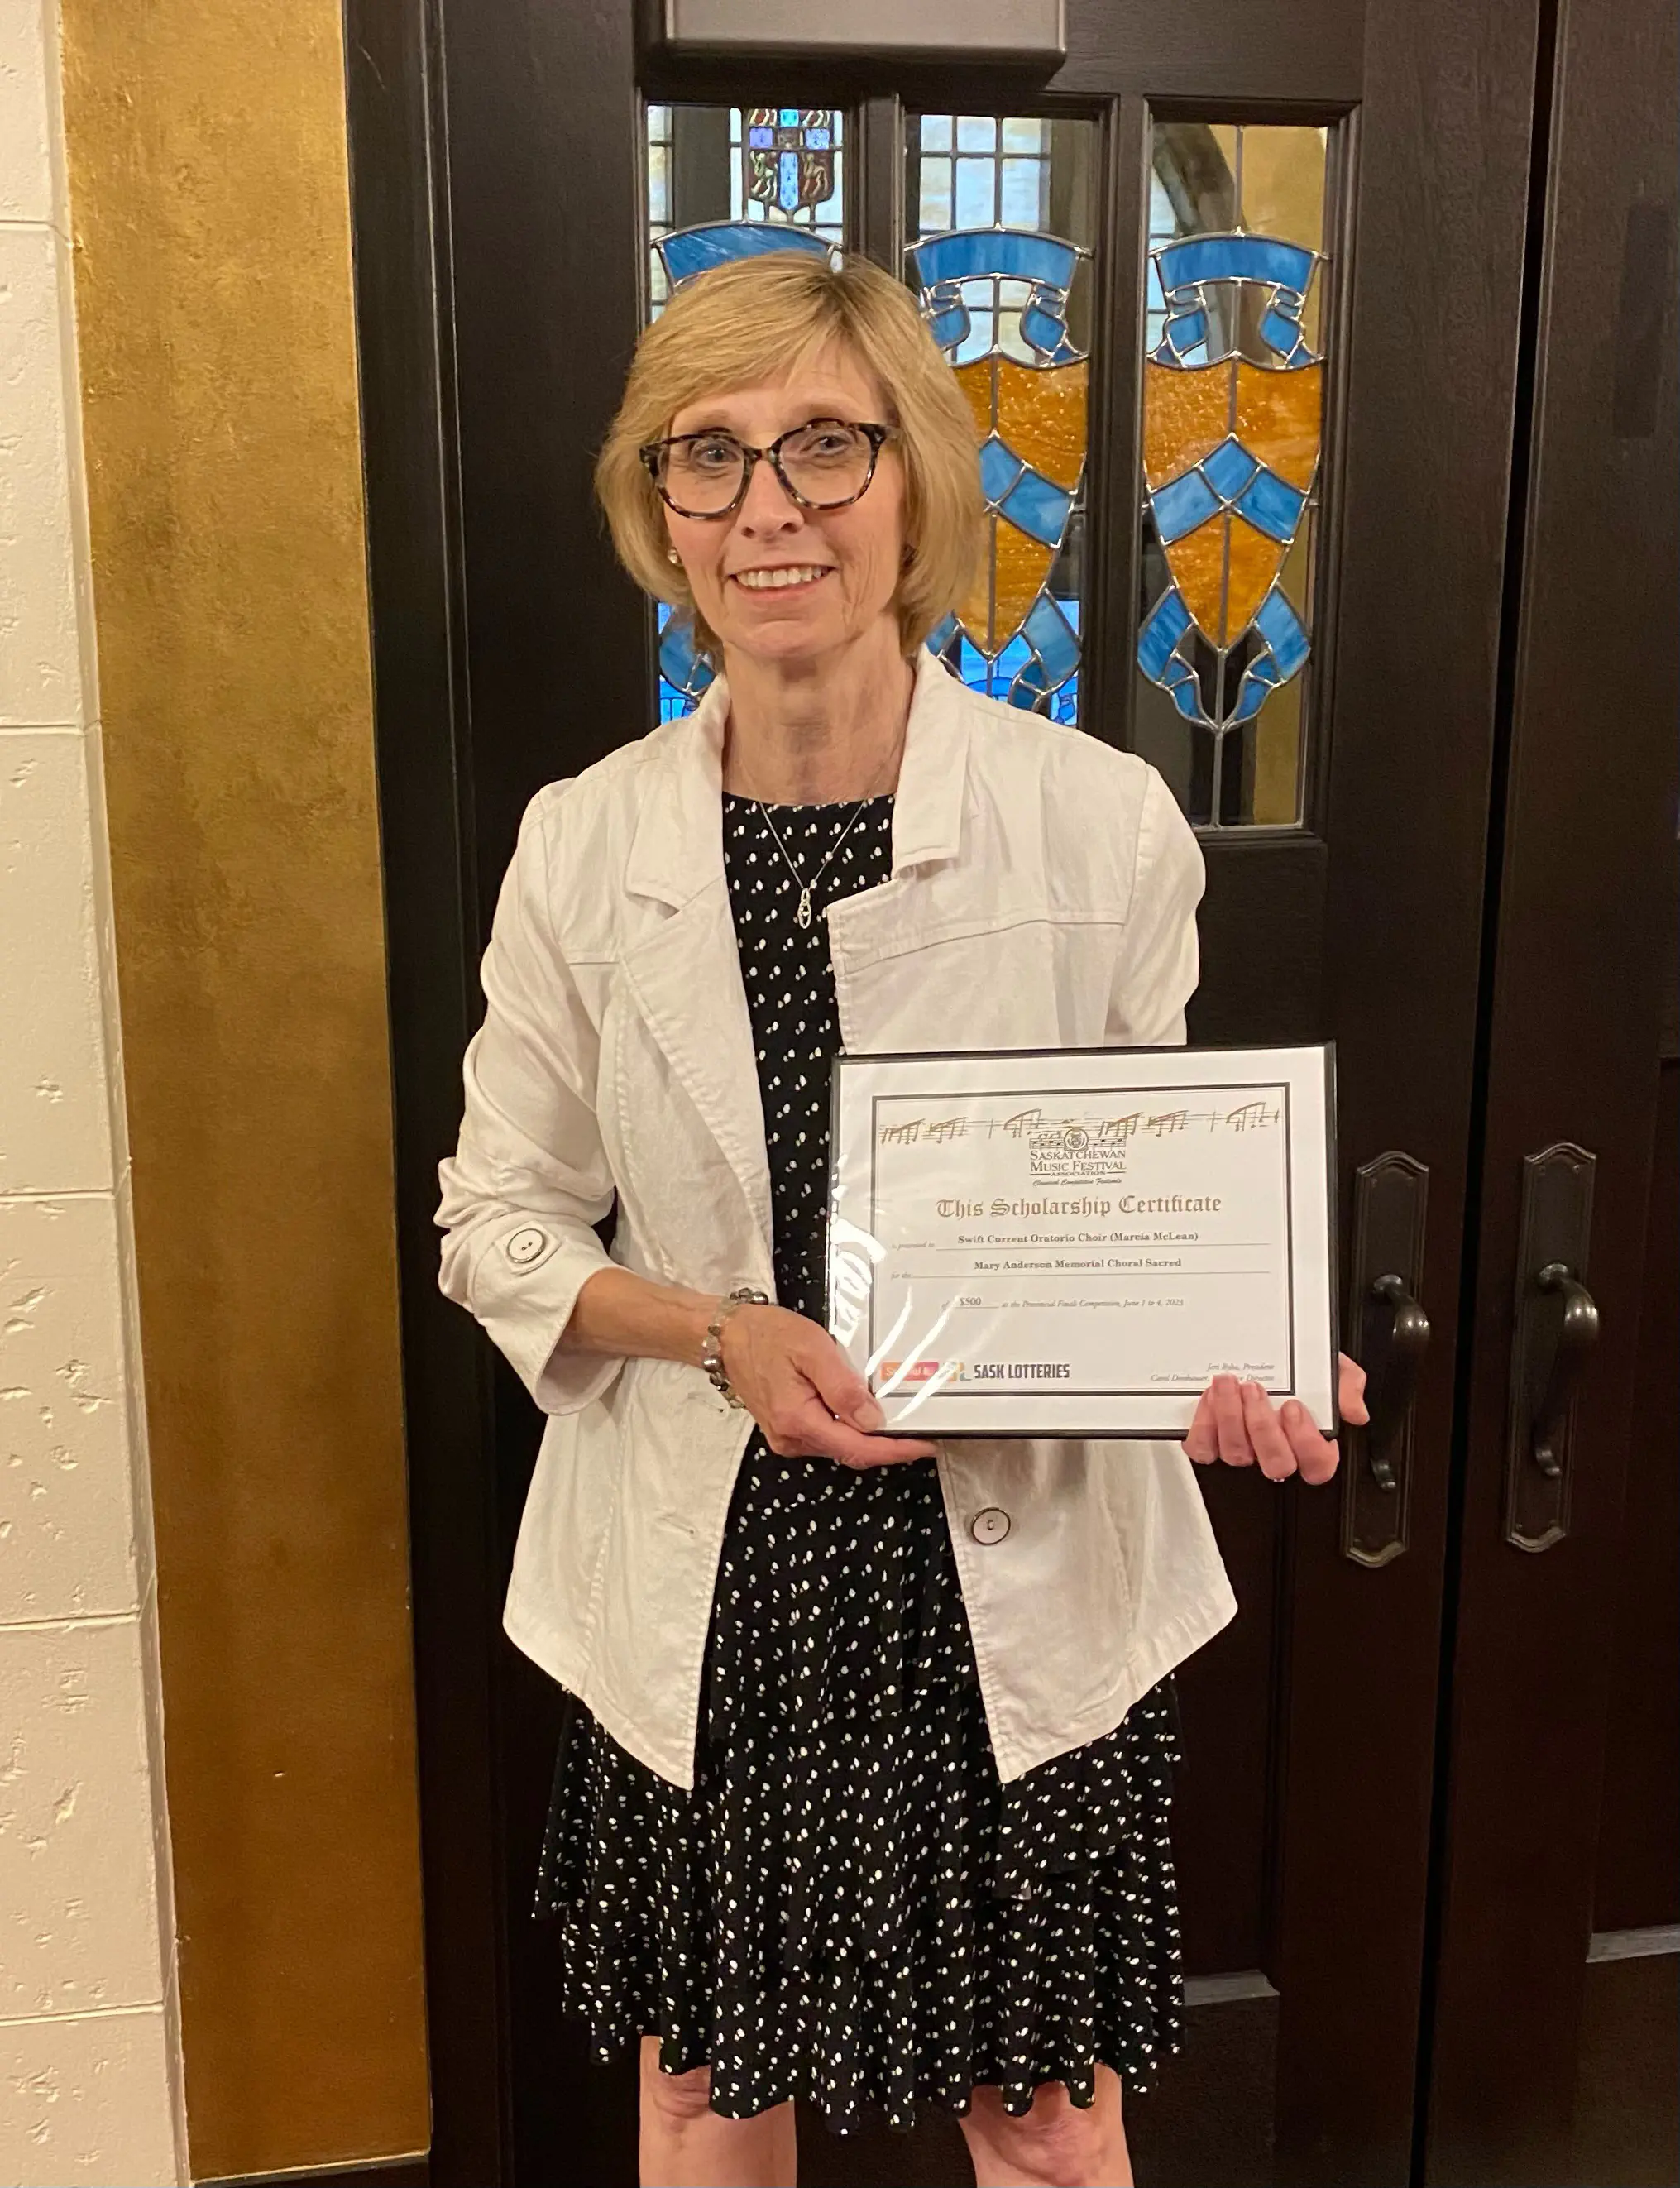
[1134,122,1332,826]
[908,115,1094,721]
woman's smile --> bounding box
[730,563,834,592]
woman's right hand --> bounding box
[720,1303,940,1469]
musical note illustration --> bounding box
[878,1096,1282,1147]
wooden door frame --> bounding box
[342,5,1545,2181]
[342,2,507,2179]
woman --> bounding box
[438,251,1366,2188]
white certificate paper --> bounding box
[826,1044,1338,1439]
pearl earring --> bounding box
[667,549,680,565]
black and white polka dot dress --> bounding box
[536,792,1185,2134]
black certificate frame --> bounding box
[826,1039,1341,1441]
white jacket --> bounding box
[437,649,1237,1790]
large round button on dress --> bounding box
[505,1225,548,1266]
[969,1506,1012,1545]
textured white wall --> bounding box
[0,0,184,2180]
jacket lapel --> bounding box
[826,652,972,1038]
[615,651,975,1252]
[887,648,971,873]
[620,680,773,1253]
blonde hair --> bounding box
[596,251,984,658]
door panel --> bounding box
[1420,0,1678,2177]
[612,45,1534,2188]
[1593,1061,1679,1939]
[1276,0,1544,2172]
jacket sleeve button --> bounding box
[970,1506,1011,1545]
[505,1226,550,1268]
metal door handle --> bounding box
[1343,1152,1429,1567]
[1365,1273,1432,1491]
[1530,1262,1600,1477]
[1504,1143,1596,1551]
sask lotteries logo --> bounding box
[879,1361,1072,1386]
[879,1360,957,1385]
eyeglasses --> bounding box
[639,418,893,519]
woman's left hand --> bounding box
[1182,1353,1369,1483]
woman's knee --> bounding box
[638,2039,716,2128]
[965,2079,1115,2187]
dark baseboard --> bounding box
[196,2156,428,2188]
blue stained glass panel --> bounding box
[1230,669,1276,724]
[1233,468,1306,541]
[1146,256,1165,316]
[1157,307,1209,361]
[1202,438,1260,500]
[1020,593,1079,687]
[1137,586,1192,679]
[947,600,1082,725]
[657,605,712,723]
[978,437,1025,503]
[1253,585,1310,675]
[659,218,828,285]
[1019,293,1068,359]
[1152,468,1222,543]
[998,468,1072,546]
[909,227,1080,289]
[1157,233,1316,294]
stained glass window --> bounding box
[743,108,839,223]
[643,102,847,716]
[647,103,844,315]
[907,116,1095,723]
[1135,123,1330,826]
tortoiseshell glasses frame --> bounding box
[639,418,894,519]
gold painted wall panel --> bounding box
[56,0,429,2176]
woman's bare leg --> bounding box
[638,2037,797,2188]
[958,2066,1132,2188]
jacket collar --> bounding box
[624,645,969,909]
[890,647,971,869]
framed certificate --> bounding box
[826,1043,1338,1439]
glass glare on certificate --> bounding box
[826,1044,1338,1439]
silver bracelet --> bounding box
[700,1286,769,1407]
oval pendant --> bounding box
[797,887,813,929]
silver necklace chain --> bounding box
[754,797,875,929]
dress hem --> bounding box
[566,2015,1185,2138]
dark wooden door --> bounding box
[339,2,1591,2184]
[1418,0,1679,2180]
